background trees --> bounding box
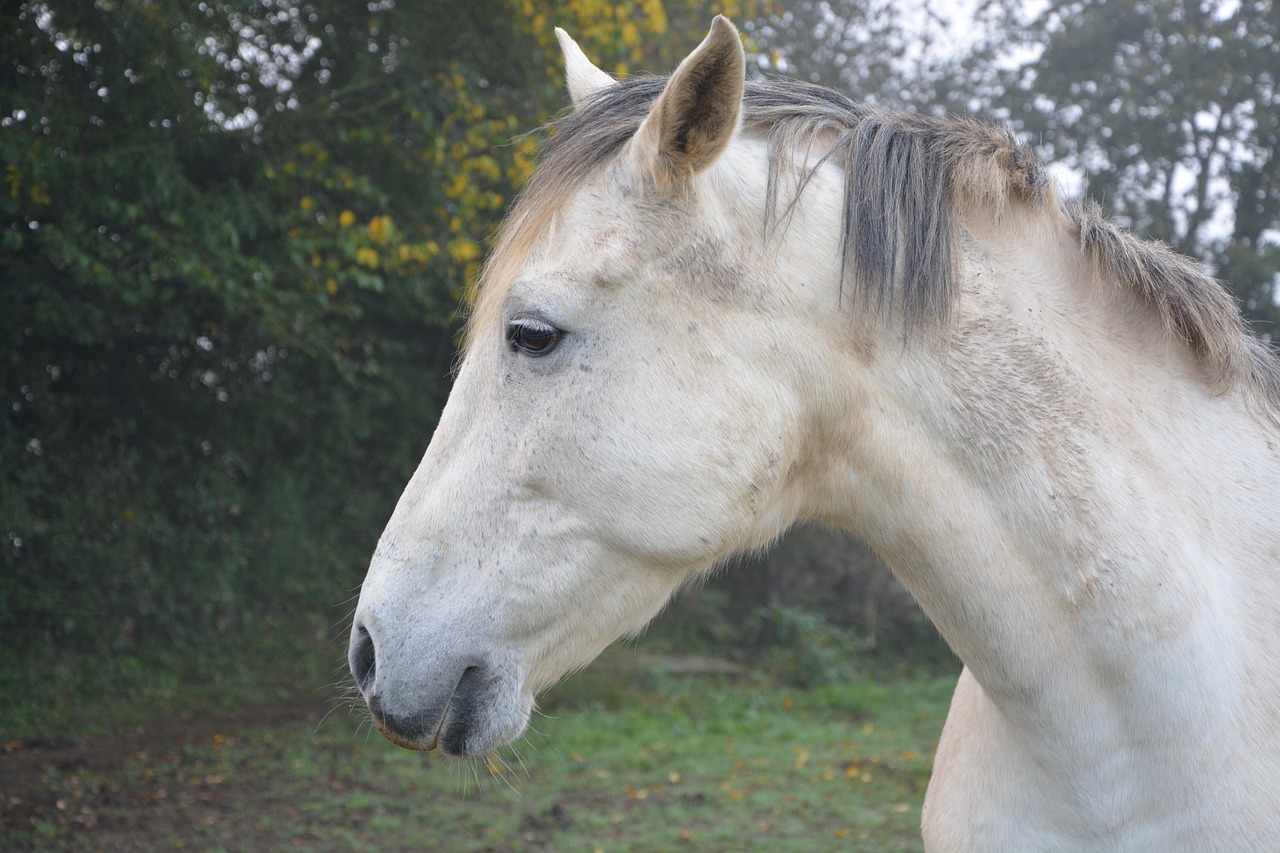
[989,0,1280,332]
[0,1,480,684]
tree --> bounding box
[983,0,1280,332]
[0,1,485,676]
[745,0,940,111]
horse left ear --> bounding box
[635,16,745,188]
[556,27,616,108]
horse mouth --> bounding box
[381,723,447,754]
[373,718,436,752]
[365,664,516,756]
[365,691,443,752]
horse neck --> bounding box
[807,199,1280,725]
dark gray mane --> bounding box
[484,75,1280,410]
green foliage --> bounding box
[652,524,952,677]
[748,604,869,689]
[0,0,539,687]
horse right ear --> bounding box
[556,28,616,108]
[634,16,745,189]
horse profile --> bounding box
[348,18,1280,851]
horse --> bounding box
[348,17,1280,851]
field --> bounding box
[2,651,954,852]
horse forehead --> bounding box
[524,198,678,282]
[499,149,759,308]
[518,225,635,292]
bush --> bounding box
[748,603,870,688]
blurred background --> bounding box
[2,0,1277,847]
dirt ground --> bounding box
[1,698,340,852]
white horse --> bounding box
[349,18,1280,851]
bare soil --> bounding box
[1,697,339,851]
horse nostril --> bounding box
[349,622,377,696]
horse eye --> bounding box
[507,319,562,356]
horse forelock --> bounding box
[467,75,1280,414]
[468,78,666,339]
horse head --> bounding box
[347,18,845,755]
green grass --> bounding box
[2,651,955,852]
[0,610,350,742]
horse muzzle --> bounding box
[348,618,530,755]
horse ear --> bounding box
[635,16,745,187]
[556,27,616,108]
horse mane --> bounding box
[474,75,1280,410]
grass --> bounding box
[0,611,348,742]
[2,648,955,852]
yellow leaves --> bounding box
[472,155,501,182]
[299,196,315,212]
[338,210,356,228]
[5,164,20,198]
[449,238,480,263]
[644,0,667,34]
[298,140,329,163]
[445,171,469,200]
[719,781,745,800]
[366,215,393,244]
[511,135,539,182]
[621,20,641,48]
[551,0,769,73]
[355,246,379,269]
[29,182,50,206]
